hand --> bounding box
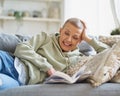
[47,68,56,76]
[81,29,92,42]
[80,20,92,42]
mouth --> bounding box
[63,41,72,47]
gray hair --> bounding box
[63,18,86,30]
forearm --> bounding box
[88,38,110,53]
[81,29,109,53]
[15,43,53,72]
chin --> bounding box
[62,47,72,52]
[60,44,73,52]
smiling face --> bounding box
[59,22,83,52]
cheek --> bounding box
[60,36,65,42]
[61,36,69,43]
[73,40,81,45]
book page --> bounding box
[44,71,74,84]
[44,65,91,84]
[71,65,92,82]
[45,77,74,84]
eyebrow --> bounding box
[65,27,71,32]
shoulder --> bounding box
[34,32,58,43]
[32,32,52,41]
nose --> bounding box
[67,36,72,42]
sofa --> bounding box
[0,33,120,96]
[1,83,120,96]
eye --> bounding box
[64,31,70,36]
[73,36,79,40]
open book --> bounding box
[44,66,91,84]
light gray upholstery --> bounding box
[78,41,96,56]
[0,33,21,53]
[0,83,120,96]
[0,33,31,54]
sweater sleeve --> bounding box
[88,38,110,53]
[14,32,53,72]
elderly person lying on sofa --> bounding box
[0,18,110,90]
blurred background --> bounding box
[0,0,119,36]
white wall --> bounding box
[64,0,116,36]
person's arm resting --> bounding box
[14,32,53,72]
[88,38,110,53]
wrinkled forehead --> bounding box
[63,19,84,30]
[63,22,83,34]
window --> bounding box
[64,0,115,36]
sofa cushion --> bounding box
[78,41,96,56]
[110,70,120,83]
[0,33,21,53]
[0,33,32,54]
[86,40,120,87]
[99,35,120,47]
[1,83,120,96]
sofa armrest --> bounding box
[0,33,21,53]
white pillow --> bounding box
[110,70,120,83]
[86,41,120,87]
